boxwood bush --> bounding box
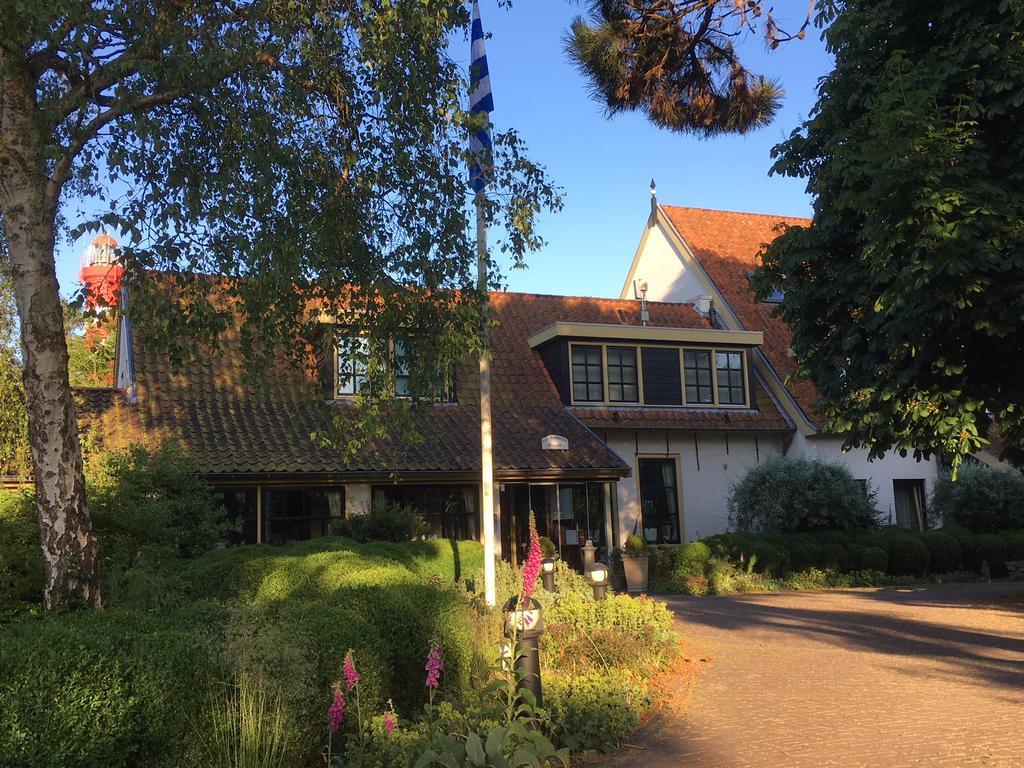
[931,464,1024,532]
[919,531,963,573]
[728,457,881,532]
[0,538,485,767]
[973,533,1009,578]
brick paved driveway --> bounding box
[596,583,1024,768]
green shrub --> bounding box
[931,464,1024,532]
[941,525,978,569]
[89,441,228,567]
[728,457,880,532]
[887,536,930,576]
[674,541,712,577]
[974,533,1009,578]
[706,558,738,595]
[919,531,962,573]
[855,545,888,572]
[0,603,228,768]
[788,537,824,572]
[646,544,679,576]
[538,536,557,557]
[623,535,647,556]
[1004,530,1024,561]
[0,490,42,611]
[546,671,648,752]
[745,539,788,575]
[341,497,429,543]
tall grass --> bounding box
[198,675,292,768]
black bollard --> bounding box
[586,562,610,600]
[540,556,557,592]
[503,595,545,708]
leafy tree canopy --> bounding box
[753,0,1024,470]
[5,0,558,389]
[566,0,812,136]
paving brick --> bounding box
[592,583,1024,768]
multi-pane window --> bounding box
[606,346,639,403]
[394,340,411,397]
[571,345,604,402]
[337,336,369,396]
[638,458,681,544]
[684,350,714,404]
[716,351,745,404]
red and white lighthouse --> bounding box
[79,232,124,312]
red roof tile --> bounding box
[660,206,823,427]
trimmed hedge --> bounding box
[0,538,485,767]
[919,531,962,573]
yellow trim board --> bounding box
[528,322,762,349]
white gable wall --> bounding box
[603,429,785,544]
[619,212,942,526]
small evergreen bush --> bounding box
[919,531,962,573]
[1004,530,1024,561]
[341,497,429,543]
[728,457,881,532]
[887,535,930,576]
[545,671,648,752]
[788,536,824,572]
[0,490,42,611]
[931,464,1024,532]
[855,545,888,572]
[674,541,711,577]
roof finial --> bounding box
[649,178,658,220]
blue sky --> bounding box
[54,0,833,300]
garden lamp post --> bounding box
[503,595,545,707]
[540,557,557,592]
[586,562,610,600]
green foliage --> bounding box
[0,602,229,768]
[728,457,880,532]
[623,534,647,556]
[754,0,1024,469]
[674,541,712,577]
[0,490,41,612]
[342,497,430,543]
[855,546,888,573]
[973,534,1009,578]
[538,536,557,558]
[413,720,569,768]
[886,535,930,577]
[919,531,963,574]
[566,1,784,136]
[931,465,1024,533]
[545,671,647,753]
[0,538,486,766]
[197,674,292,768]
[89,441,228,567]
[1004,531,1024,561]
[0,265,29,478]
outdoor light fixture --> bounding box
[503,596,545,706]
[541,557,557,592]
[586,562,610,601]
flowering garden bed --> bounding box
[0,532,685,767]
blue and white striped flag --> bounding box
[469,0,493,195]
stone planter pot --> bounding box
[622,555,649,594]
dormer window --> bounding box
[716,351,746,404]
[337,336,369,396]
[607,346,639,403]
[571,345,604,402]
[335,335,455,402]
[683,350,713,404]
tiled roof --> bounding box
[660,206,824,428]
[76,288,795,479]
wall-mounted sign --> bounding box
[541,434,569,451]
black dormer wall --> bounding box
[537,339,570,404]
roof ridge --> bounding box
[661,204,812,222]
[494,290,701,310]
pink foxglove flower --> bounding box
[521,512,542,603]
[425,643,444,689]
[327,685,346,733]
[383,701,396,735]
[343,650,360,692]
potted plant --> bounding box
[622,534,649,594]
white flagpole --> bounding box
[477,189,496,607]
